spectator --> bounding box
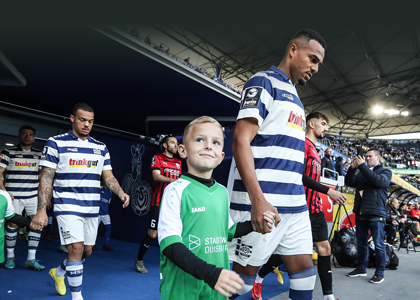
[336,156,345,176]
[321,148,335,179]
[184,57,190,65]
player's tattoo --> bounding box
[38,166,55,211]
[106,176,122,195]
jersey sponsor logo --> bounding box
[14,161,37,168]
[240,87,262,108]
[189,234,201,250]
[235,238,253,258]
[69,158,99,168]
[41,146,48,160]
[164,168,180,177]
[205,236,228,254]
[286,111,305,131]
[67,147,78,152]
[93,148,101,155]
[282,93,294,101]
[191,206,206,213]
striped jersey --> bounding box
[230,65,307,213]
[150,153,181,206]
[305,138,322,214]
[0,145,42,200]
[39,130,112,217]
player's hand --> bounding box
[327,189,347,205]
[119,192,130,208]
[31,211,48,231]
[263,211,276,232]
[214,269,244,298]
[251,198,280,234]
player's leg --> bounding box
[369,221,386,283]
[312,212,335,300]
[135,206,159,273]
[4,199,24,269]
[101,214,112,251]
[280,211,316,300]
[24,199,45,270]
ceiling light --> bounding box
[5,143,14,146]
[384,109,400,115]
[373,106,384,113]
[401,111,409,116]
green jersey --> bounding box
[0,190,16,263]
[158,175,236,300]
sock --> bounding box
[56,259,67,277]
[5,226,17,258]
[255,273,264,284]
[258,254,283,278]
[67,260,83,299]
[230,273,254,298]
[318,255,333,296]
[288,266,316,300]
[324,295,335,300]
[137,234,154,261]
[103,224,111,246]
[27,230,41,261]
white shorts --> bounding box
[98,215,111,226]
[56,215,99,246]
[228,210,313,267]
[12,197,37,216]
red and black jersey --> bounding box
[150,153,182,206]
[305,138,322,214]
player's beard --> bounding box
[298,79,306,86]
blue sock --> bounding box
[104,224,111,246]
[288,266,316,300]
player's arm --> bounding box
[101,169,129,208]
[31,166,55,230]
[152,169,176,183]
[232,118,280,233]
[0,166,7,192]
[302,173,347,204]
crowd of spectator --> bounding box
[122,27,242,95]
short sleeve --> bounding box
[39,138,59,169]
[2,191,15,219]
[237,73,274,127]
[151,155,161,171]
[102,145,112,171]
[0,150,11,169]
[158,181,185,251]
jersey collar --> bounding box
[269,65,292,84]
[68,129,93,142]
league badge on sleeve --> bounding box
[240,87,262,108]
[41,146,48,160]
[151,156,156,167]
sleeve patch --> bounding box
[240,87,263,108]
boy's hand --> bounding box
[263,211,277,232]
[214,269,244,298]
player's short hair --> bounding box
[183,116,223,143]
[367,148,381,157]
[306,111,329,126]
[161,135,176,147]
[289,28,326,51]
[71,103,94,116]
[19,125,36,135]
[337,156,343,162]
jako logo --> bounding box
[15,161,37,168]
[192,207,206,213]
[69,158,99,168]
[287,111,304,131]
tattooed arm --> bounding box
[102,169,130,208]
[31,166,56,230]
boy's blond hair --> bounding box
[183,116,223,141]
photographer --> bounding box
[345,149,392,284]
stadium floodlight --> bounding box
[373,106,384,114]
[401,111,409,116]
[384,109,400,115]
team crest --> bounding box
[176,163,180,169]
[235,238,253,258]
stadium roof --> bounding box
[2,23,420,138]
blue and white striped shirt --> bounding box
[231,65,307,213]
[0,146,41,200]
[40,130,112,217]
